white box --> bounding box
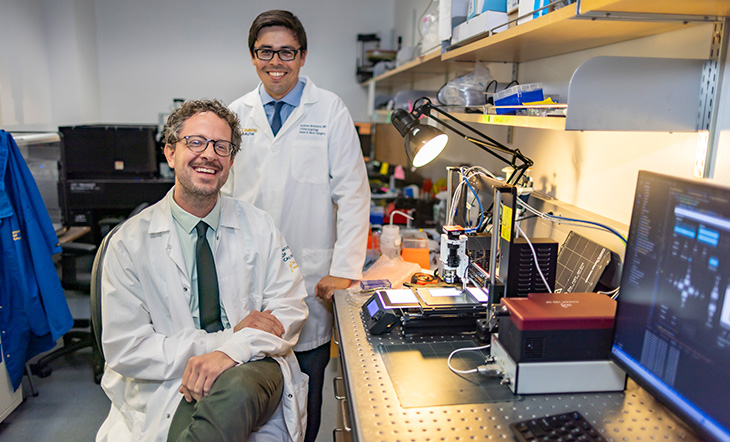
[451,10,508,45]
[518,0,549,25]
[507,0,519,14]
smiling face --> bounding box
[164,111,234,217]
[251,25,306,100]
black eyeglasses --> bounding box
[253,47,301,61]
[178,135,236,157]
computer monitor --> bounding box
[611,170,730,441]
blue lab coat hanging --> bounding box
[0,130,73,391]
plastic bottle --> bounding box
[380,224,402,259]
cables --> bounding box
[447,343,491,375]
[516,198,628,245]
[598,286,621,299]
[447,166,497,232]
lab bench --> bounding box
[331,291,700,442]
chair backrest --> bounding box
[89,222,123,358]
[90,202,151,358]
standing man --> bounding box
[96,99,308,442]
[224,9,371,442]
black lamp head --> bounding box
[391,108,448,168]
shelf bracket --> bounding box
[695,18,728,178]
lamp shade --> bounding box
[408,126,448,167]
[391,108,448,168]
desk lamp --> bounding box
[391,98,526,310]
[390,97,533,185]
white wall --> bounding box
[0,0,396,130]
[1,0,55,130]
[93,0,394,124]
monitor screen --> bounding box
[611,170,730,440]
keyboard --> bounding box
[510,411,607,442]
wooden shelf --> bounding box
[588,0,730,16]
[366,0,728,131]
[363,49,442,87]
[373,110,565,130]
[458,112,566,130]
[368,0,727,86]
[442,0,722,63]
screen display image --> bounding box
[612,171,730,440]
[367,297,381,318]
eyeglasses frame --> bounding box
[252,47,302,61]
[177,135,236,157]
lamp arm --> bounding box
[422,103,510,153]
[416,101,533,184]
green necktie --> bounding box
[195,221,222,332]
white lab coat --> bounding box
[224,77,371,351]
[96,190,309,442]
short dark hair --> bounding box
[248,10,307,54]
[163,99,242,158]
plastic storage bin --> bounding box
[493,83,544,114]
[401,232,430,269]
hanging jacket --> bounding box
[0,130,73,390]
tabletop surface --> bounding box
[333,291,700,442]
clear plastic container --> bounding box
[380,225,402,259]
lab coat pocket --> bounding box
[218,272,249,323]
[118,401,146,439]
[298,248,334,283]
[291,141,328,185]
[290,376,308,432]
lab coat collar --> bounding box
[242,75,319,108]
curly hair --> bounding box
[163,99,242,158]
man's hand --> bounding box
[178,351,235,402]
[315,275,352,302]
[233,309,285,336]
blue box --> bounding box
[493,83,544,115]
[360,279,392,290]
[370,205,385,225]
[468,0,507,19]
[482,0,507,12]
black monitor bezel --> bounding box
[610,170,730,441]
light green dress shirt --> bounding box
[168,192,230,330]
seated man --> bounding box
[96,99,308,442]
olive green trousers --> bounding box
[167,357,283,442]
